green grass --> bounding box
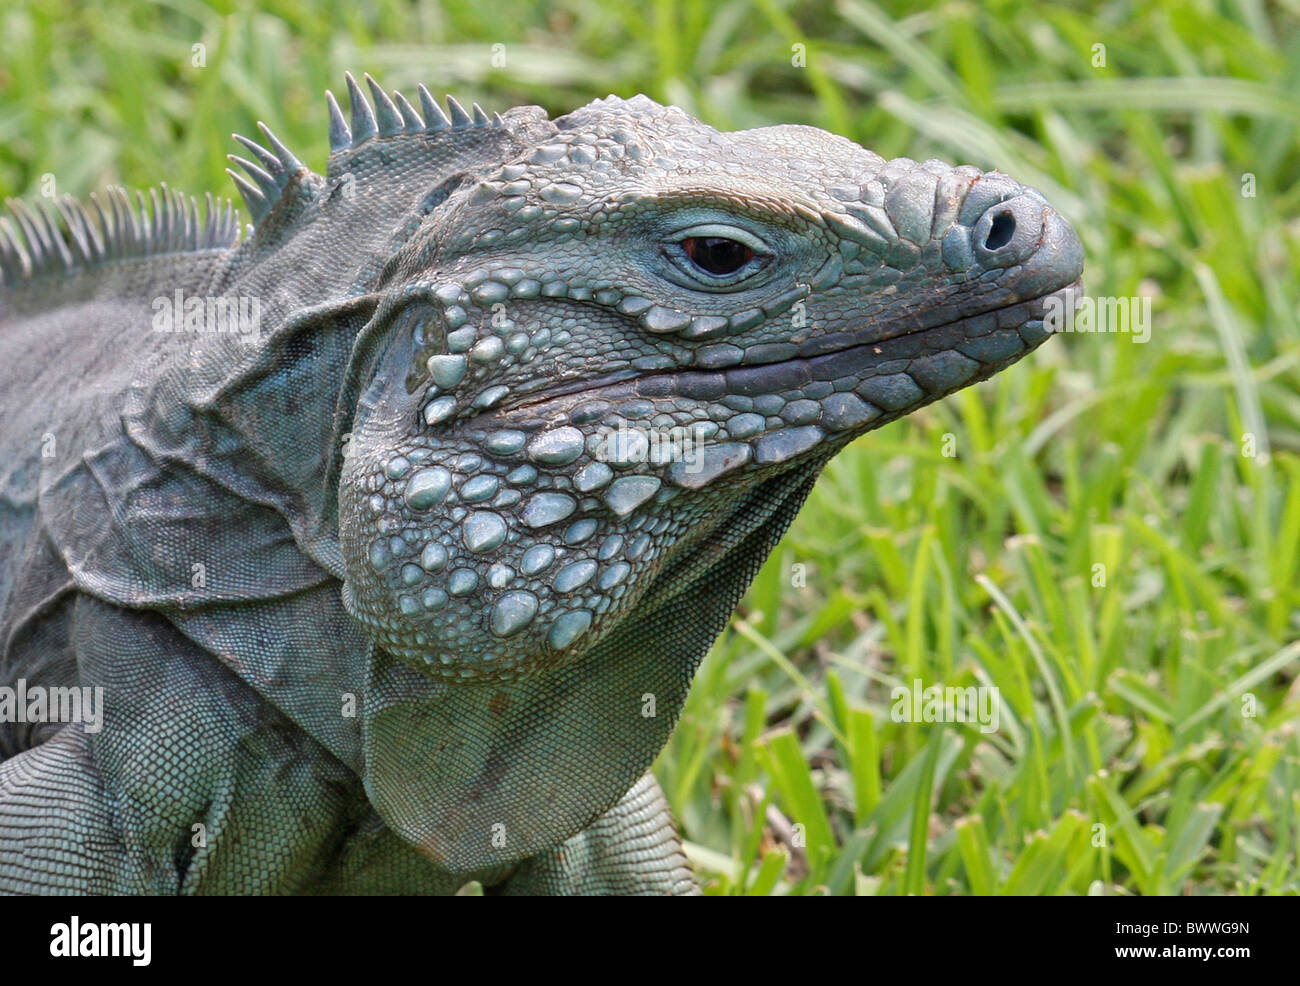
[3,0,1298,895]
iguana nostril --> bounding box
[985,211,1016,250]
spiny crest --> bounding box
[324,72,503,155]
[0,186,240,290]
[225,72,513,222]
[225,119,310,224]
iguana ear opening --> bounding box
[360,466,821,872]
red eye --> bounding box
[681,236,755,275]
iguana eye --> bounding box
[681,236,755,275]
[660,223,770,290]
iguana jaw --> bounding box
[498,278,1084,422]
[338,278,1081,680]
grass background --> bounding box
[2,0,1297,895]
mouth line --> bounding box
[497,280,1082,417]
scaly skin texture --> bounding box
[0,76,1081,894]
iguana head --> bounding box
[338,92,1082,679]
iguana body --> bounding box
[0,76,1081,894]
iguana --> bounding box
[0,75,1082,895]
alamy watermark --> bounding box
[594,419,709,474]
[151,288,261,342]
[50,916,150,966]
[890,678,1000,734]
[0,678,103,734]
[1045,293,1151,343]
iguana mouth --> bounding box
[500,279,1083,417]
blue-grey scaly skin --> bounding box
[0,75,1081,894]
